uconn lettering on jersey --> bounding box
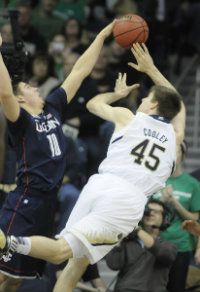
[143,128,168,144]
[35,115,60,133]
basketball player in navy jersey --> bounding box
[0,21,115,291]
[0,43,185,292]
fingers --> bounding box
[132,43,144,56]
[128,62,138,70]
[131,46,139,61]
[141,43,149,53]
[182,220,195,229]
[131,42,149,57]
[166,184,173,194]
[122,73,127,84]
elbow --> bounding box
[86,100,98,113]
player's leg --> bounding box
[0,232,73,265]
[30,237,73,264]
[53,257,89,292]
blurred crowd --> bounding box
[0,0,200,291]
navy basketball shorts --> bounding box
[0,188,57,279]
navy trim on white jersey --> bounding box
[150,115,170,123]
[111,135,123,144]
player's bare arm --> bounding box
[129,43,186,144]
[0,34,20,122]
[182,220,200,236]
[61,21,115,103]
[86,73,139,130]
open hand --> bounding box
[161,185,174,203]
[182,220,200,236]
[114,72,139,98]
[128,43,154,73]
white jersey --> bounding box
[99,112,176,196]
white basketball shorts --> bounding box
[57,173,147,264]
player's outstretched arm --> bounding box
[129,43,186,144]
[0,34,20,122]
[128,43,176,90]
[87,73,138,130]
[61,21,115,103]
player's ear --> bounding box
[150,100,158,110]
[16,95,25,103]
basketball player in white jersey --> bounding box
[0,43,185,292]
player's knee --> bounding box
[51,239,72,265]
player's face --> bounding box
[137,92,158,114]
[17,82,44,109]
[143,203,163,228]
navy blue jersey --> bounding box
[7,88,68,193]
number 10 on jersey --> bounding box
[47,133,61,157]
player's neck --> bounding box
[21,104,43,115]
[147,109,159,116]
[172,165,182,177]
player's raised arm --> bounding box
[86,73,138,130]
[128,43,186,144]
[0,34,20,122]
[61,21,115,103]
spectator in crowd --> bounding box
[0,23,13,43]
[48,34,66,81]
[54,0,86,22]
[183,220,200,237]
[108,40,138,83]
[29,53,60,99]
[31,0,64,42]
[85,0,116,43]
[17,1,47,55]
[61,17,87,55]
[91,46,116,93]
[106,199,177,292]
[154,141,200,292]
[112,0,138,16]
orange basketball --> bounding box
[113,14,149,48]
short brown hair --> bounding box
[150,85,182,120]
[12,82,20,95]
